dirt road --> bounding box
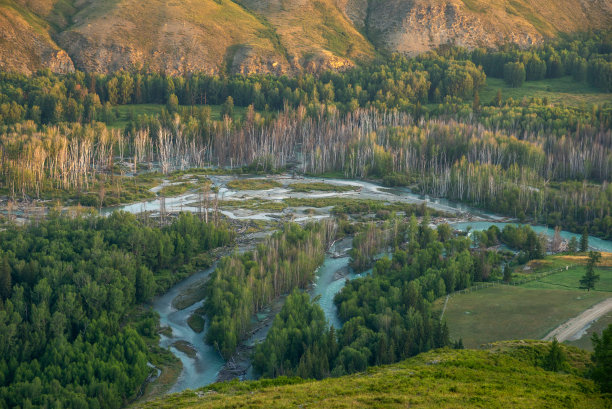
[543,297,612,342]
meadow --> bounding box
[441,286,611,348]
[480,77,612,107]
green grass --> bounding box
[172,341,197,359]
[226,178,282,190]
[187,313,205,334]
[282,197,442,217]
[288,182,360,193]
[108,104,249,129]
[518,253,612,292]
[172,281,208,311]
[219,199,287,211]
[460,0,487,13]
[0,0,53,37]
[521,265,612,292]
[157,183,196,197]
[480,77,612,108]
[135,342,606,409]
[442,286,611,348]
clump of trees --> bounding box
[204,221,335,358]
[470,31,612,91]
[503,62,526,87]
[254,219,503,379]
[253,290,337,379]
[0,212,232,408]
[349,218,407,272]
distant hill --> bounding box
[134,341,607,409]
[1,0,611,74]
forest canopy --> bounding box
[0,212,232,409]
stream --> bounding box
[105,174,612,393]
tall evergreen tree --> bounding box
[543,338,566,372]
[579,251,601,291]
[0,255,11,300]
[580,228,589,252]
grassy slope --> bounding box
[60,0,285,73]
[13,0,78,29]
[0,0,67,72]
[4,0,612,74]
[459,0,611,36]
[235,0,376,65]
[136,342,606,409]
[480,77,612,108]
[521,266,612,292]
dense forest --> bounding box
[0,212,232,408]
[252,215,513,379]
[1,33,611,238]
[203,221,335,359]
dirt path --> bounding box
[543,297,612,342]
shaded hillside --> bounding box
[135,341,607,409]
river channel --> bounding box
[104,174,612,392]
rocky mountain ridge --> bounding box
[1,0,611,75]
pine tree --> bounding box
[0,255,11,300]
[544,338,566,372]
[579,251,601,291]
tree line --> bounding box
[466,31,612,91]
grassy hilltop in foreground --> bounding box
[1,0,612,74]
[136,342,607,409]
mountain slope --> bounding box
[237,0,376,71]
[1,0,612,74]
[57,0,291,75]
[135,342,606,409]
[360,0,612,56]
[0,0,73,74]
